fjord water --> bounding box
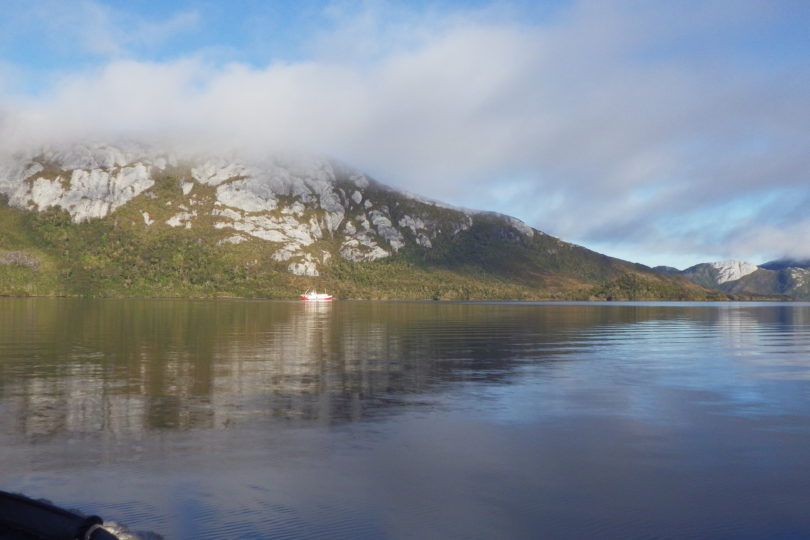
[2,300,810,539]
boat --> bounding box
[0,489,119,539]
[300,289,333,301]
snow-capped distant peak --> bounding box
[709,260,759,283]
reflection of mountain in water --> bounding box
[2,299,808,438]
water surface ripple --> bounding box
[2,299,810,538]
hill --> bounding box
[658,260,809,300]
[760,259,810,271]
[0,143,720,300]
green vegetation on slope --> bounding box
[0,189,717,300]
[587,272,729,301]
[0,198,61,296]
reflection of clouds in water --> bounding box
[715,306,810,382]
[6,301,810,540]
[4,300,810,440]
[493,305,810,429]
[715,306,760,354]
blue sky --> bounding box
[1,0,809,268]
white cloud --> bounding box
[730,222,810,262]
[1,0,808,266]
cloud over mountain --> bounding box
[1,0,808,266]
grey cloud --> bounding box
[1,0,808,266]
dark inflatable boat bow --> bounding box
[0,490,118,540]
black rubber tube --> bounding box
[0,490,118,540]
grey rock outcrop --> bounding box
[0,142,540,277]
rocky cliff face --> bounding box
[0,142,719,300]
[673,260,758,289]
[707,260,759,284]
[0,143,532,278]
[660,259,810,299]
[0,144,159,222]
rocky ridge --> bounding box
[0,142,723,300]
[707,260,759,284]
[0,143,523,278]
[657,259,810,299]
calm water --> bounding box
[2,299,810,539]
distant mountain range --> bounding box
[0,142,724,300]
[759,259,810,271]
[654,260,810,299]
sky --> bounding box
[1,0,808,269]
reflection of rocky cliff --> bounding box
[2,299,805,439]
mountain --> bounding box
[659,260,810,299]
[760,259,810,271]
[653,265,682,275]
[0,142,719,300]
[680,260,759,289]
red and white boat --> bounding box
[300,289,333,301]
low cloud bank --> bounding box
[1,0,808,265]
